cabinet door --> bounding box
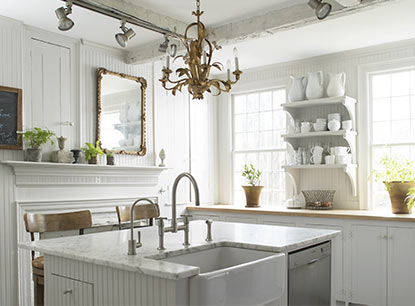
[305,223,344,301]
[388,227,415,306]
[351,225,387,306]
[47,274,94,306]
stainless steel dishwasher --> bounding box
[288,241,331,306]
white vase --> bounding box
[327,72,346,97]
[305,71,324,100]
[289,76,307,102]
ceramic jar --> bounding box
[305,71,324,100]
[327,72,346,97]
[289,76,307,102]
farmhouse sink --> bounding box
[156,245,285,306]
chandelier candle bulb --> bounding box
[227,60,232,80]
[166,55,170,69]
[234,47,239,71]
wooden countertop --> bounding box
[187,205,415,223]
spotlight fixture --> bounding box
[308,0,332,20]
[158,36,169,53]
[115,21,136,48]
[55,0,74,31]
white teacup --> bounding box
[311,154,323,165]
[336,154,352,164]
[325,155,336,165]
[342,120,353,131]
[330,146,351,155]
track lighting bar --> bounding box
[60,0,183,39]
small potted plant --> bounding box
[105,150,115,166]
[372,156,415,214]
[21,127,55,162]
[82,140,104,165]
[242,164,263,208]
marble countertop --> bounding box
[19,221,338,280]
[187,205,415,222]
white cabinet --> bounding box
[387,227,415,306]
[47,274,94,306]
[350,225,387,306]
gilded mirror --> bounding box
[97,68,147,156]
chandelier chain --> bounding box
[196,0,200,11]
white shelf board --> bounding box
[282,96,356,109]
[283,164,357,170]
[282,130,357,139]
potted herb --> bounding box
[372,156,415,214]
[242,164,263,208]
[21,128,55,162]
[105,150,115,166]
[82,140,104,165]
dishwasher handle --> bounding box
[289,242,331,269]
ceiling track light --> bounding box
[158,36,170,53]
[115,20,136,48]
[308,0,332,20]
[55,0,75,31]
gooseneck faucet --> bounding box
[171,172,200,232]
[157,172,200,250]
[128,198,158,255]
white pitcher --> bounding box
[305,71,324,100]
[327,72,346,97]
[289,76,307,102]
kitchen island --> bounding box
[20,220,338,306]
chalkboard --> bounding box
[0,86,22,150]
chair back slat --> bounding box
[24,210,92,233]
[116,203,160,223]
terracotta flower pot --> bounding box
[242,186,263,208]
[88,155,98,165]
[386,181,415,214]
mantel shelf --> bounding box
[2,161,168,187]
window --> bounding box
[370,68,415,210]
[232,88,288,205]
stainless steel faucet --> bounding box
[128,198,158,255]
[157,172,200,250]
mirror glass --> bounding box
[97,68,146,156]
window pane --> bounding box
[232,88,288,206]
[370,69,415,210]
[391,71,410,96]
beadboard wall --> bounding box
[217,39,415,209]
[0,17,23,306]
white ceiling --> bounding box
[0,0,415,70]
[213,0,415,70]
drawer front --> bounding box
[47,274,94,306]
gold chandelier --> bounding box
[159,0,242,100]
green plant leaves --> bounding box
[242,163,262,186]
[22,127,55,149]
[82,140,104,161]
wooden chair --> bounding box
[116,202,160,230]
[24,210,93,306]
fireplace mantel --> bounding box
[2,161,167,187]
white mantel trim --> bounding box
[2,161,167,186]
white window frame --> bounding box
[358,58,415,210]
[227,78,291,205]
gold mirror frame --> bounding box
[97,68,147,156]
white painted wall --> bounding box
[0,15,217,305]
[216,39,415,209]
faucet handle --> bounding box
[180,214,192,219]
[205,219,213,242]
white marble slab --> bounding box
[19,220,338,280]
